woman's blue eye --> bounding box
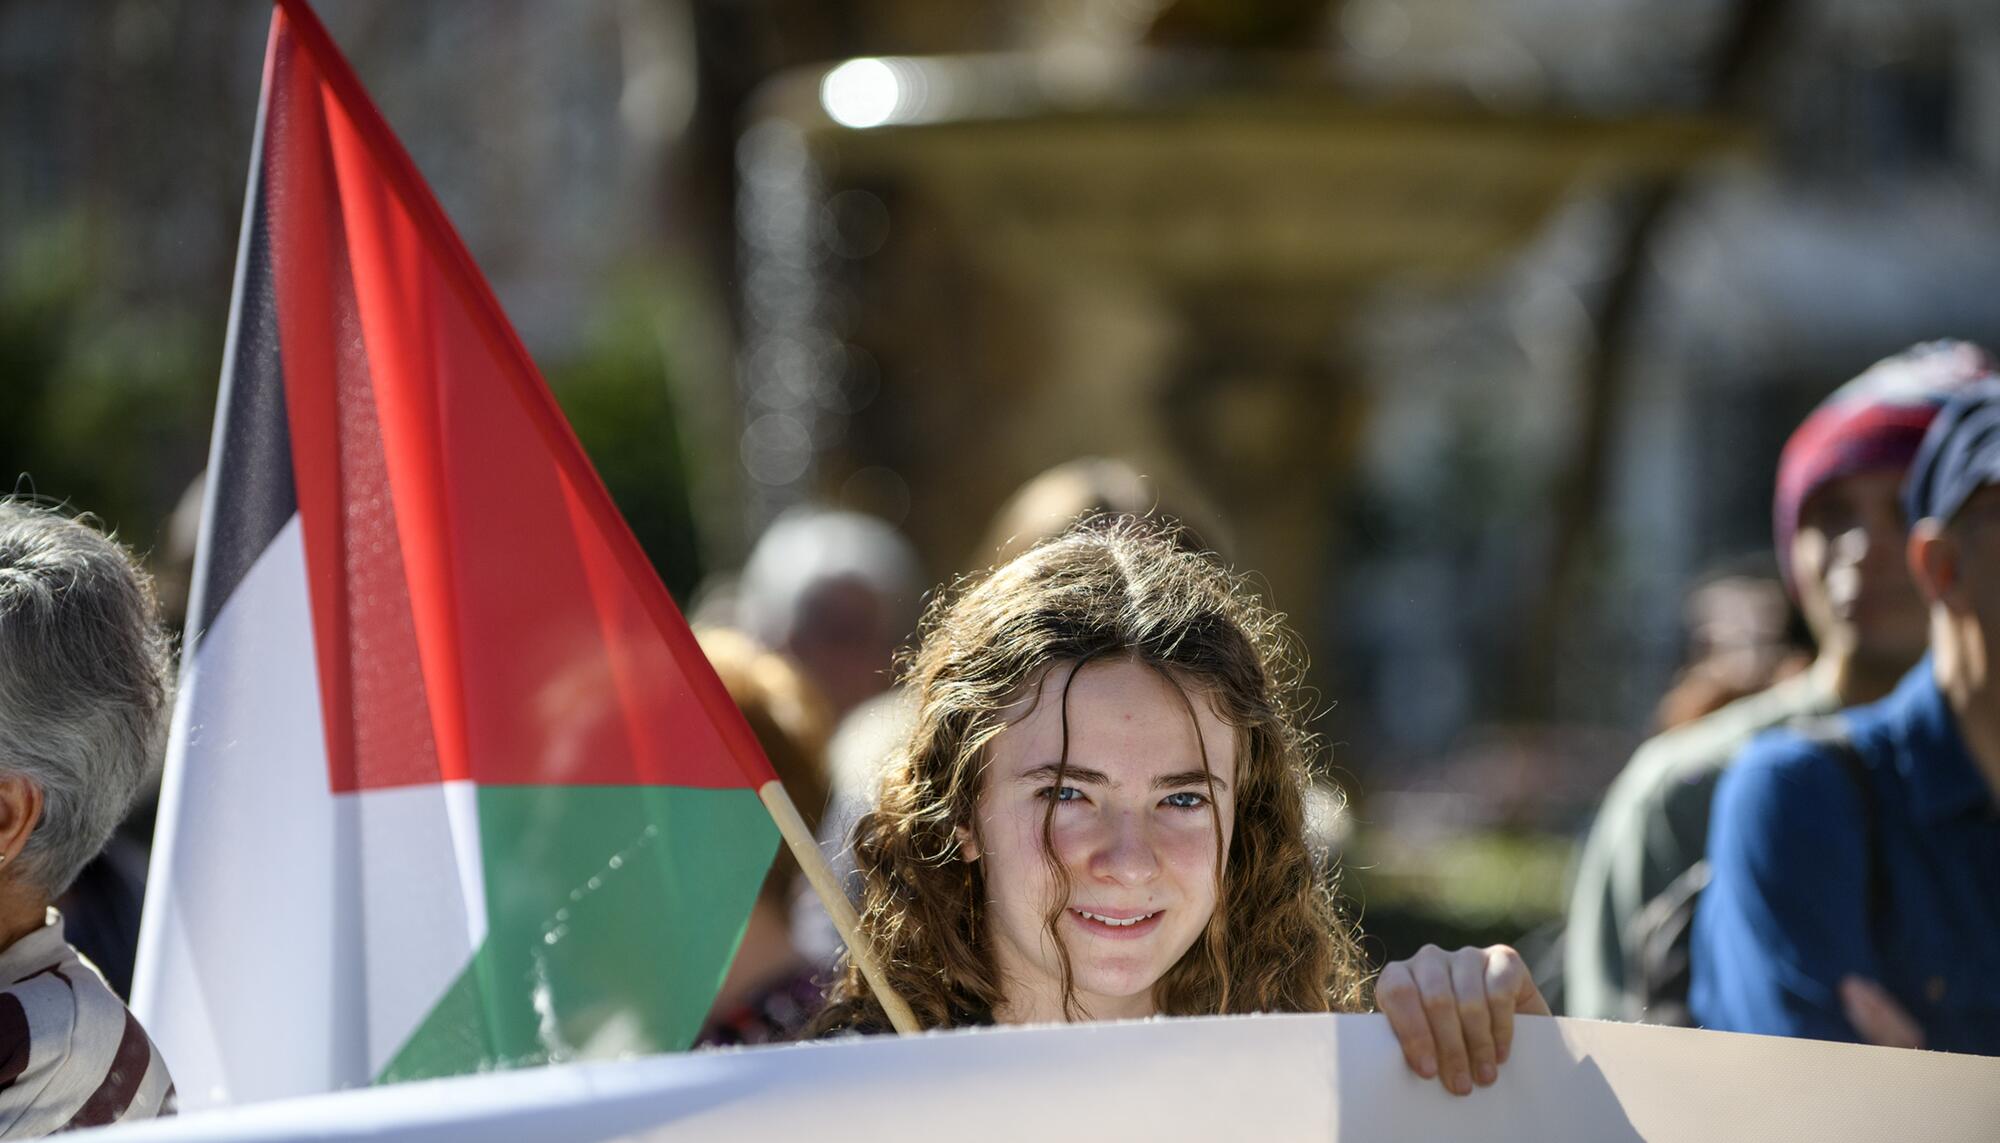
[1161,791,1209,810]
[1037,786,1084,803]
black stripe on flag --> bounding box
[190,158,298,642]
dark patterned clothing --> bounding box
[695,970,825,1048]
[0,910,175,1136]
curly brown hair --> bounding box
[808,518,1366,1035]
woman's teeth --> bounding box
[1075,910,1159,927]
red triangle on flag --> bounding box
[265,0,775,795]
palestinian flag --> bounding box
[132,0,780,1110]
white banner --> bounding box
[87,1014,2000,1142]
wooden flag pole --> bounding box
[757,779,922,1035]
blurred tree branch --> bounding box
[1519,0,1792,715]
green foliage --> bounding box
[0,211,214,555]
[543,284,707,602]
[1,211,709,606]
[1348,825,1572,926]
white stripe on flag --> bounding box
[134,516,487,1109]
[357,778,484,1079]
[441,782,486,967]
[135,516,347,1108]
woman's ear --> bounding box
[954,822,981,862]
[0,775,43,867]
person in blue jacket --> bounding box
[1691,381,2000,1054]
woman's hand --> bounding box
[1376,943,1551,1096]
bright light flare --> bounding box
[820,59,901,129]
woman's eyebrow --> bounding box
[1154,770,1229,791]
[1019,763,1111,786]
[1015,764,1229,791]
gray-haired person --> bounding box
[0,500,176,1133]
[737,507,924,720]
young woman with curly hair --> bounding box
[809,519,1545,1096]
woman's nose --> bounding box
[1087,808,1160,885]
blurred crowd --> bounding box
[0,332,1996,1138]
[615,340,2000,1053]
[32,340,2000,1055]
[4,4,1999,1137]
[1566,339,2000,1050]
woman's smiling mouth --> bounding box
[1068,908,1166,938]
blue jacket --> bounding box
[1690,659,2000,1054]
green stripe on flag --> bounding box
[379,785,778,1083]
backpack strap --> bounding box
[1622,715,1881,1025]
[1787,716,1885,933]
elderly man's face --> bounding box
[1791,469,1929,669]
